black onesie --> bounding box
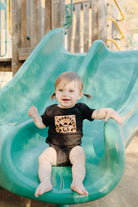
[41,103,95,166]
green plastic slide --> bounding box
[0,28,137,205]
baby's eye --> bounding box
[69,90,74,93]
[58,89,63,92]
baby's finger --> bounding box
[105,115,110,122]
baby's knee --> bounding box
[39,147,57,165]
[69,146,85,164]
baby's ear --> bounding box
[51,92,56,100]
[78,91,83,100]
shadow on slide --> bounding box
[0,28,137,205]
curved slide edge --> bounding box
[0,120,125,204]
[84,120,126,202]
[118,67,138,147]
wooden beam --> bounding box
[18,48,35,61]
[51,0,65,29]
[30,0,41,48]
[52,0,60,28]
[67,24,73,52]
[74,3,81,52]
[83,2,90,52]
[45,0,52,34]
[12,0,21,75]
[91,0,98,42]
[20,0,27,48]
[98,0,107,42]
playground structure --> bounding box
[0,1,138,206]
[0,0,136,74]
[0,27,138,206]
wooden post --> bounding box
[74,3,81,52]
[51,0,65,29]
[30,0,41,48]
[91,0,98,42]
[40,0,45,39]
[12,0,21,75]
[91,0,107,43]
[98,0,107,42]
[67,23,73,52]
[83,2,90,52]
[65,0,73,52]
[20,0,27,48]
[45,0,52,34]
[26,0,31,48]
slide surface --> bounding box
[0,28,137,205]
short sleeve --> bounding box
[41,106,51,127]
[78,103,95,121]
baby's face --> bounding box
[55,80,82,108]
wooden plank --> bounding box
[0,71,13,88]
[51,0,65,29]
[91,0,98,42]
[18,48,35,61]
[98,0,107,42]
[45,0,52,34]
[83,2,90,52]
[30,0,36,47]
[60,0,65,27]
[106,1,112,49]
[36,0,41,42]
[65,1,73,51]
[30,0,41,48]
[67,24,73,52]
[12,0,21,75]
[0,58,11,62]
[20,0,27,48]
[26,0,31,48]
[51,0,60,28]
[0,72,5,82]
[40,0,45,39]
[74,3,81,52]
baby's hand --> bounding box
[105,109,123,125]
[28,105,38,118]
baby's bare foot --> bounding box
[71,182,88,196]
[35,182,52,197]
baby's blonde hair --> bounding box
[51,72,91,100]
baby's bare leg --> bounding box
[69,146,88,196]
[35,147,57,197]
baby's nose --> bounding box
[63,90,68,95]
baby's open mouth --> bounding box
[62,99,70,101]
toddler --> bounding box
[28,71,122,197]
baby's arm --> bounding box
[28,105,46,129]
[92,108,123,125]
